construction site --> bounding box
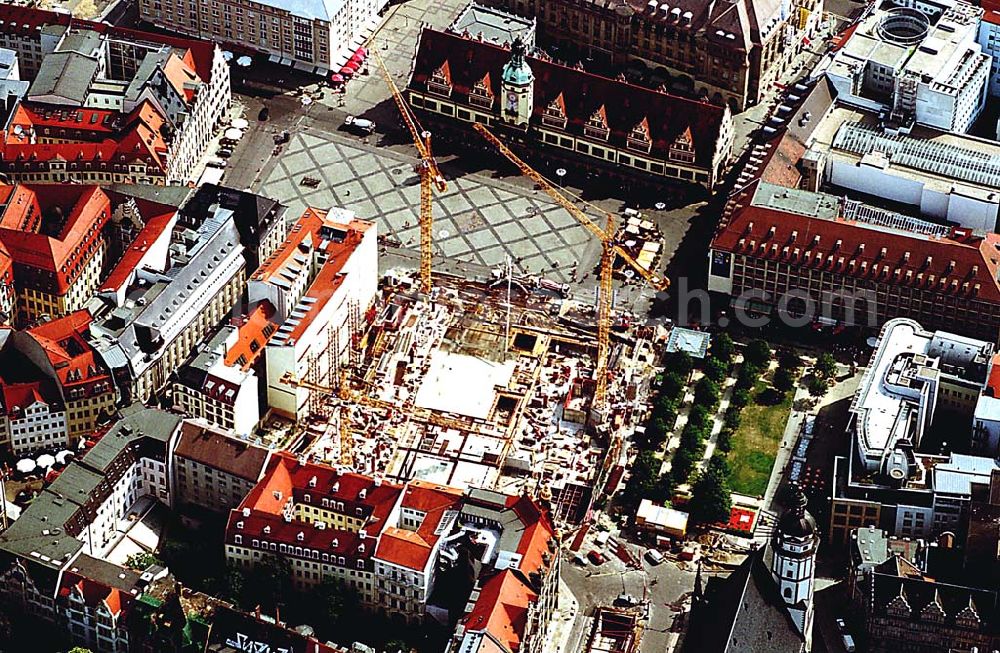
[271,53,673,529]
[289,265,667,526]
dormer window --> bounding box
[584,105,610,140]
[542,93,567,129]
[627,117,652,153]
[469,73,493,109]
[427,61,452,97]
[669,127,696,163]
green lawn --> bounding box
[728,376,792,497]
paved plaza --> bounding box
[258,130,603,284]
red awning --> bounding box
[349,51,364,63]
[341,62,359,73]
[331,73,345,82]
[357,46,368,57]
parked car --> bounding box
[274,130,290,144]
[645,549,665,565]
[217,148,233,158]
[572,553,588,566]
[841,634,856,653]
[835,618,847,633]
[344,115,375,134]
[206,157,227,169]
[587,550,606,566]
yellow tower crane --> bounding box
[473,123,670,410]
[373,50,446,294]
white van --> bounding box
[841,634,856,652]
[645,549,665,565]
[594,531,611,548]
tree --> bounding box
[68,648,94,653]
[241,554,294,612]
[723,408,741,430]
[693,377,720,408]
[124,552,161,571]
[686,405,711,431]
[641,417,670,451]
[777,348,803,371]
[659,372,686,402]
[688,456,732,524]
[730,388,751,408]
[807,376,828,397]
[735,364,759,392]
[383,641,409,653]
[773,367,795,393]
[622,451,662,508]
[703,356,729,383]
[745,339,772,368]
[664,351,694,379]
[716,428,734,453]
[710,333,736,364]
[670,446,699,486]
[653,395,678,421]
[814,353,837,379]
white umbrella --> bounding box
[16,459,35,474]
[55,450,74,465]
[222,51,234,62]
[301,96,313,106]
[231,118,249,130]
[236,55,252,67]
[36,454,55,468]
[224,127,243,141]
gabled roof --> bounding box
[410,28,728,167]
[682,549,804,653]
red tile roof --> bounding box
[27,310,112,396]
[712,180,1000,303]
[99,205,176,293]
[986,354,1000,397]
[0,184,110,293]
[375,480,463,570]
[257,208,374,346]
[461,569,537,652]
[0,380,60,415]
[410,28,728,168]
[224,301,278,371]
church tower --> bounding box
[500,37,533,128]
[772,485,819,650]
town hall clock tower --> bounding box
[501,37,534,128]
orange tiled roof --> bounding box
[0,185,111,293]
[462,570,537,652]
[27,310,111,393]
[224,300,278,371]
[99,208,175,293]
